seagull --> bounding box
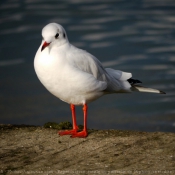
[34,23,165,138]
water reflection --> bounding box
[68,25,103,31]
[0,59,25,66]
[147,46,175,53]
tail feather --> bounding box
[131,85,166,94]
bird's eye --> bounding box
[55,33,59,39]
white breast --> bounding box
[34,44,106,105]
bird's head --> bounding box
[41,23,68,52]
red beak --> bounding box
[41,41,50,51]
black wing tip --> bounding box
[128,78,166,94]
[127,78,142,85]
[160,90,166,94]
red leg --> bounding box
[71,104,88,138]
[71,104,79,130]
[58,104,78,136]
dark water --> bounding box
[0,0,175,132]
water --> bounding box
[0,0,175,132]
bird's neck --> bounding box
[53,39,69,48]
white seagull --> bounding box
[34,23,165,138]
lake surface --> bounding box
[0,0,175,132]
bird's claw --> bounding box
[58,130,88,138]
[71,131,88,138]
[58,129,77,136]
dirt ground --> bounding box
[0,124,175,175]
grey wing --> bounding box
[68,45,108,81]
[68,45,132,93]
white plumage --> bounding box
[34,23,165,138]
[34,23,134,105]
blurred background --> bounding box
[0,0,175,132]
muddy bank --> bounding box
[0,124,175,175]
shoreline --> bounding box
[0,124,175,175]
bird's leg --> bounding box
[71,104,88,138]
[71,104,79,131]
[58,104,78,136]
